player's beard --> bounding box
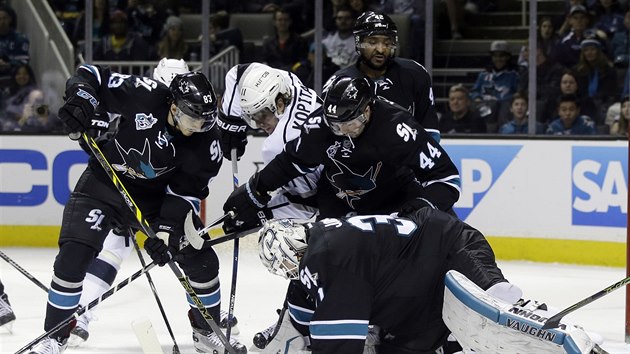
[361,55,389,72]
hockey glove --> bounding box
[217,111,248,161]
[58,83,108,138]
[144,225,182,266]
[222,173,272,233]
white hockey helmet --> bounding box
[153,58,190,86]
[258,219,308,280]
[239,65,291,128]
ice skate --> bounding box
[192,326,247,354]
[67,310,95,347]
[28,337,67,354]
[0,293,16,332]
[220,309,240,335]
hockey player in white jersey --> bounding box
[67,58,239,347]
[218,62,322,222]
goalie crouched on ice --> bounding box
[256,204,603,354]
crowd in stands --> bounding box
[2,0,630,136]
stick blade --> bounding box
[132,317,165,354]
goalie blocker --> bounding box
[443,270,603,354]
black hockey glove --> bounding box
[217,111,248,161]
[144,225,182,266]
[397,197,436,218]
[222,173,272,233]
[58,83,108,139]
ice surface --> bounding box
[1,238,628,353]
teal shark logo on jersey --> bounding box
[113,138,174,179]
[444,145,522,220]
[327,158,383,208]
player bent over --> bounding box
[256,205,603,354]
[29,65,246,354]
[67,58,238,347]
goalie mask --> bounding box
[169,72,217,134]
[258,219,308,280]
[239,65,291,129]
[153,58,189,86]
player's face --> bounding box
[359,35,395,69]
[250,108,279,135]
[329,106,370,138]
[170,104,209,136]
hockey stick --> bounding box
[225,149,240,352]
[15,261,157,354]
[130,230,180,354]
[0,250,49,292]
[183,212,258,250]
[541,275,630,329]
[80,133,237,354]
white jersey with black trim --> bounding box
[222,63,323,220]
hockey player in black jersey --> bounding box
[258,207,603,354]
[324,11,441,142]
[30,66,246,354]
[223,76,460,232]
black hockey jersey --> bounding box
[258,98,460,213]
[298,209,505,353]
[68,65,223,224]
[325,57,440,142]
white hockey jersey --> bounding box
[222,63,323,220]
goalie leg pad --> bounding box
[257,309,310,354]
[442,270,597,354]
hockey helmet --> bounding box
[353,11,398,55]
[239,65,291,129]
[258,219,308,280]
[169,72,217,133]
[153,58,189,86]
[323,76,373,136]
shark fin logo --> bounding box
[326,159,382,208]
[112,138,174,179]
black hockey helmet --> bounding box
[353,11,398,54]
[170,72,217,132]
[323,76,373,124]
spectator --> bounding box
[554,5,599,68]
[470,40,520,133]
[49,0,83,37]
[126,0,174,46]
[611,9,630,66]
[2,64,62,133]
[439,84,485,134]
[518,44,565,122]
[348,0,380,15]
[537,16,562,59]
[573,37,619,124]
[292,42,340,89]
[322,5,358,69]
[2,63,36,126]
[605,95,630,134]
[498,92,545,134]
[202,10,243,57]
[156,15,189,60]
[591,0,625,39]
[71,0,111,48]
[546,93,597,135]
[543,69,598,123]
[261,7,309,71]
[94,10,154,73]
[557,0,590,36]
[0,4,30,82]
[304,0,350,34]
